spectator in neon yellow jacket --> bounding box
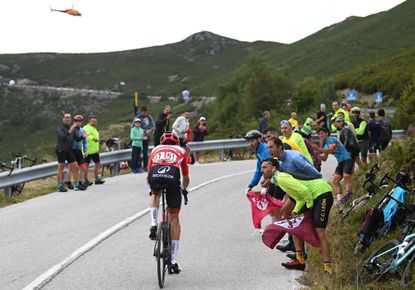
[330,101,350,132]
[83,116,105,185]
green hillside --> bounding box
[263,0,415,79]
[0,32,279,95]
[332,47,415,99]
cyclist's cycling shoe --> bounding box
[57,185,68,192]
[75,184,87,191]
[169,263,181,274]
[281,260,306,271]
[323,263,333,274]
[287,253,308,261]
[340,192,353,205]
[276,242,295,252]
[65,182,74,190]
[83,179,93,187]
[95,179,105,185]
[149,226,157,240]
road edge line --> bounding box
[23,170,252,290]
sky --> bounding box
[0,0,406,54]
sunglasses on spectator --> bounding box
[280,120,290,125]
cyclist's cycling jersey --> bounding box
[323,136,351,163]
[148,145,189,176]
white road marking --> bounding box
[23,170,252,290]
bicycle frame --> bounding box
[368,233,415,273]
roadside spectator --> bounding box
[316,103,328,130]
[66,115,89,189]
[334,117,360,165]
[172,111,190,148]
[336,112,356,136]
[192,116,209,163]
[258,111,271,133]
[300,114,318,139]
[83,116,105,185]
[280,120,313,164]
[368,111,382,162]
[330,101,350,132]
[378,109,392,150]
[262,127,303,153]
[288,112,300,129]
[130,118,145,173]
[351,107,369,165]
[154,105,172,146]
[137,106,155,171]
[55,113,86,192]
[316,127,353,207]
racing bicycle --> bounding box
[341,164,382,222]
[9,153,47,195]
[356,232,415,288]
[153,186,188,288]
[354,171,414,255]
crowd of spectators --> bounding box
[250,101,393,273]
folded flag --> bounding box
[246,191,284,229]
[262,211,321,248]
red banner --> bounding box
[246,191,284,229]
[262,211,321,248]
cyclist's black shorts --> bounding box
[85,153,100,164]
[57,150,76,164]
[148,165,181,211]
[72,149,86,164]
[268,183,285,200]
[312,192,333,228]
[334,159,353,176]
[358,140,369,157]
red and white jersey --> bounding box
[148,144,189,176]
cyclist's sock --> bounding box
[296,252,305,264]
[58,182,64,187]
[171,240,179,264]
[336,193,342,201]
[95,175,100,181]
[150,207,158,226]
[74,181,79,187]
[84,177,89,183]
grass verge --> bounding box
[302,135,415,289]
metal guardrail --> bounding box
[0,130,406,195]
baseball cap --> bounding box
[134,118,141,122]
[199,117,206,121]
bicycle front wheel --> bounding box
[156,223,165,289]
[356,239,399,287]
[401,251,415,288]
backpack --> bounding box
[380,119,392,144]
[359,207,384,246]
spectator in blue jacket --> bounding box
[244,130,271,192]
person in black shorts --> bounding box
[55,113,86,192]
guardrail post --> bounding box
[219,149,224,161]
[112,162,120,176]
[4,187,12,197]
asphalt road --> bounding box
[0,156,337,290]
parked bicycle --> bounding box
[341,164,382,222]
[356,231,415,288]
[354,171,414,255]
[8,153,47,195]
[0,162,14,176]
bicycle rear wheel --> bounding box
[356,239,399,287]
[401,251,415,288]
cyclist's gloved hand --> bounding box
[181,188,188,205]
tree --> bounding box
[395,74,415,129]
